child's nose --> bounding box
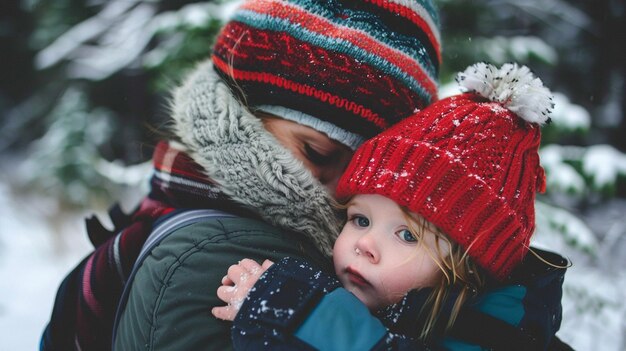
[355,234,379,263]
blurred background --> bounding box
[0,0,624,349]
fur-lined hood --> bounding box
[169,60,341,257]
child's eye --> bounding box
[350,215,370,228]
[397,229,417,243]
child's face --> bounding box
[333,194,445,310]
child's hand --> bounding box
[212,258,274,321]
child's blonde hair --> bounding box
[400,207,485,340]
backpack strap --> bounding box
[111,209,235,348]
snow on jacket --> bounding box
[232,249,569,351]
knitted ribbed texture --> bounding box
[171,60,342,257]
[337,93,546,280]
[212,0,440,148]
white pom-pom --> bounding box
[456,62,497,98]
[457,62,554,125]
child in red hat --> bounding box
[213,63,570,350]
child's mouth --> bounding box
[346,267,369,287]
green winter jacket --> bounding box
[114,216,332,350]
[114,60,342,350]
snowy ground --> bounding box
[0,178,624,350]
[0,181,93,351]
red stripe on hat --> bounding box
[241,0,438,97]
[213,54,388,129]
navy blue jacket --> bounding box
[232,248,571,350]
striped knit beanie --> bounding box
[212,0,441,150]
[337,63,554,279]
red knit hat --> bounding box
[337,63,554,279]
[212,0,441,150]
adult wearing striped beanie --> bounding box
[39,1,442,351]
[213,0,441,150]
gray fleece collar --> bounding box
[169,60,340,257]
